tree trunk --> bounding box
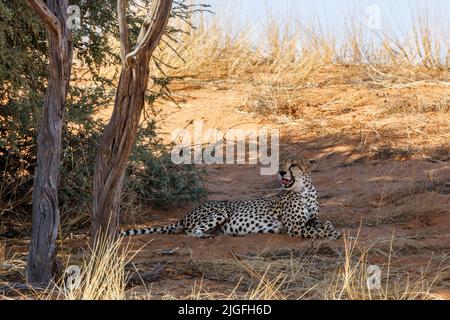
[26,0,73,285]
[92,0,173,241]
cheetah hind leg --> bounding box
[320,220,342,239]
[300,219,341,240]
[186,213,228,239]
[308,218,338,233]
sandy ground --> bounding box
[116,81,449,299]
[1,77,449,299]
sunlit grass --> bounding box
[184,235,448,300]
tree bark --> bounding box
[92,0,173,241]
[26,0,73,285]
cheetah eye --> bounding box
[289,164,297,169]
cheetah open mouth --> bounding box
[281,178,295,188]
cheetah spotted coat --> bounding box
[120,158,341,240]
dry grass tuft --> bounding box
[242,85,304,119]
[184,236,448,300]
[325,236,446,300]
[31,236,135,300]
[59,237,131,300]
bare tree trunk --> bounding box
[92,0,173,241]
[26,0,73,285]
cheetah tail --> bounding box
[119,221,183,237]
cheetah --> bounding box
[120,157,341,240]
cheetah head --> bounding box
[279,157,313,191]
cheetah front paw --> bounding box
[323,221,334,231]
[329,230,342,240]
[188,229,212,238]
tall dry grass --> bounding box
[325,235,445,300]
[152,4,448,83]
[185,235,448,300]
[29,236,135,300]
[3,234,446,300]
[60,238,130,300]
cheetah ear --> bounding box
[298,158,317,172]
[297,158,312,172]
[308,159,319,172]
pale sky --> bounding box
[198,0,449,44]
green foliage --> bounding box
[0,1,47,100]
[128,117,206,209]
[0,0,207,230]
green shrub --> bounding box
[0,0,207,232]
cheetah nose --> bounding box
[279,171,287,177]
